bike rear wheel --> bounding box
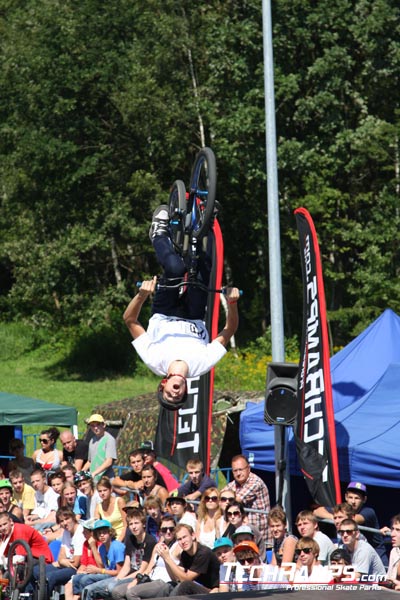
[189,147,216,239]
[168,179,187,250]
[7,539,33,591]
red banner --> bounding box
[294,207,341,506]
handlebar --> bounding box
[136,280,243,295]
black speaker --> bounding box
[264,362,298,426]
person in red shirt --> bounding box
[0,510,53,564]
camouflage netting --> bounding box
[92,390,263,473]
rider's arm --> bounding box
[123,278,156,340]
[214,288,240,347]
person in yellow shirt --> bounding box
[9,468,35,520]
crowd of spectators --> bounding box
[0,413,397,597]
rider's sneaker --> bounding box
[149,205,170,241]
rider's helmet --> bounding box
[0,479,13,491]
[74,470,92,485]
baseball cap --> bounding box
[80,518,96,530]
[87,414,105,424]
[213,537,234,551]
[166,496,186,505]
[346,482,367,494]
[140,441,154,451]
[231,525,254,538]
[93,519,111,530]
[0,479,13,491]
[233,540,260,555]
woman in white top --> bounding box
[196,487,222,549]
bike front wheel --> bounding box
[189,147,216,239]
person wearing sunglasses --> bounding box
[292,537,332,583]
[217,489,235,534]
[111,516,181,600]
[223,501,266,559]
[196,488,222,549]
[220,540,271,591]
[338,518,385,582]
[32,427,63,475]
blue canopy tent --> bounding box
[240,309,400,521]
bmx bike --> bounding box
[166,146,217,293]
[1,540,46,600]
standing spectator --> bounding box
[196,488,222,549]
[226,455,271,547]
[339,518,386,580]
[32,428,63,474]
[60,430,89,471]
[26,468,59,530]
[176,459,217,501]
[83,415,117,482]
[95,477,126,542]
[139,441,178,492]
[295,510,334,565]
[8,438,35,483]
[9,468,35,520]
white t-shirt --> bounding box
[34,487,59,519]
[61,524,85,560]
[133,314,226,377]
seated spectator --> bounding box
[0,510,53,564]
[0,479,23,522]
[64,518,101,600]
[40,507,85,595]
[139,440,179,491]
[112,450,146,496]
[292,537,332,583]
[49,470,67,496]
[62,464,78,484]
[338,518,386,581]
[26,468,59,531]
[60,481,87,520]
[110,514,180,600]
[66,518,125,600]
[9,468,35,521]
[175,459,217,502]
[81,508,156,600]
[143,496,163,540]
[8,438,34,484]
[74,471,100,519]
[32,427,63,475]
[165,496,197,530]
[154,523,219,595]
[226,454,271,547]
[217,489,236,534]
[141,465,168,505]
[213,536,235,565]
[95,477,126,542]
[221,540,273,592]
[329,548,356,583]
[196,488,222,549]
[295,510,334,565]
[60,430,89,471]
[386,513,400,590]
[268,506,297,566]
[223,500,265,558]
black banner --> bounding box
[154,221,223,473]
[294,207,341,506]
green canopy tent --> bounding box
[0,392,77,426]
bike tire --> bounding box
[36,556,46,600]
[7,539,33,590]
[189,147,216,239]
[168,179,187,250]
